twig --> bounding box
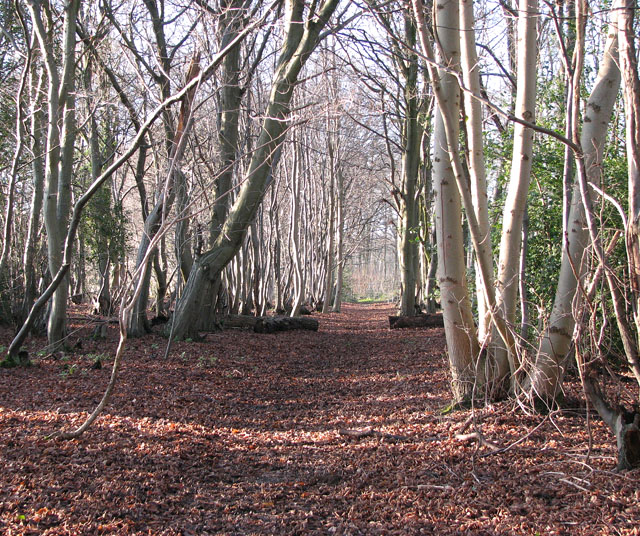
[455,414,474,434]
[415,484,454,491]
[559,477,591,493]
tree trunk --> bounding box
[460,0,492,343]
[493,0,538,380]
[289,135,305,316]
[128,205,169,336]
[87,66,111,315]
[197,2,245,330]
[175,169,194,284]
[252,219,264,315]
[413,0,514,395]
[322,107,337,313]
[322,187,335,314]
[332,168,345,312]
[20,68,45,326]
[430,0,479,402]
[519,206,530,340]
[582,373,640,470]
[398,15,422,318]
[619,0,640,388]
[272,191,284,313]
[424,235,438,314]
[529,13,621,401]
[27,0,81,350]
[127,54,202,336]
[0,35,32,322]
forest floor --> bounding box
[0,303,639,535]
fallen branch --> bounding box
[254,316,319,334]
[388,313,444,329]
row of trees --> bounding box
[0,0,638,465]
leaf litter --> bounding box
[0,303,638,535]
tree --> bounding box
[194,0,250,329]
[169,0,342,340]
[26,0,81,350]
[0,0,29,322]
[114,0,198,336]
[460,0,492,344]
[412,0,479,402]
[577,0,640,470]
[528,3,621,403]
[491,0,538,383]
[619,0,640,365]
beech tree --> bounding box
[529,3,621,402]
[27,0,81,350]
[577,0,640,469]
[460,0,492,344]
[168,0,342,340]
[492,0,538,381]
[412,0,480,402]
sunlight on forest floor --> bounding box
[1,304,639,535]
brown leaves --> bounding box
[0,305,639,534]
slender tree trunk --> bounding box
[251,219,263,315]
[27,0,81,350]
[429,0,478,402]
[154,240,169,317]
[21,67,46,326]
[272,191,284,313]
[322,109,337,313]
[332,169,345,312]
[175,169,194,284]
[322,162,335,313]
[398,15,422,317]
[529,8,621,401]
[128,202,172,335]
[460,0,492,343]
[0,33,30,322]
[425,231,438,313]
[413,0,515,388]
[615,0,640,388]
[519,206,530,340]
[87,66,112,315]
[493,0,538,380]
[290,138,305,316]
[127,54,201,335]
[619,0,640,364]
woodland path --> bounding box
[0,303,639,535]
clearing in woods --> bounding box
[1,303,639,534]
